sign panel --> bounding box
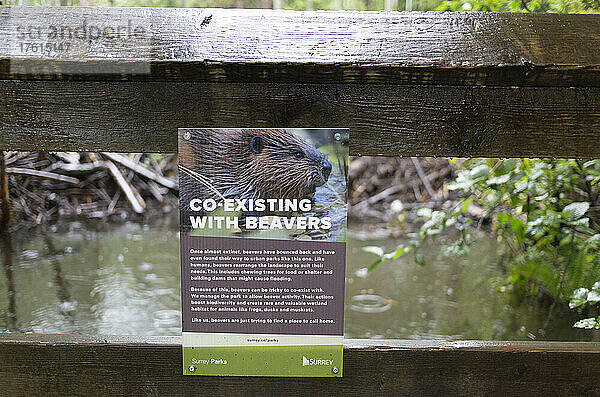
[179,128,348,377]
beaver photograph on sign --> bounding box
[178,128,348,242]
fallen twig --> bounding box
[51,152,80,164]
[411,157,436,199]
[145,180,166,203]
[102,152,178,190]
[45,161,105,175]
[104,160,145,214]
[6,168,80,185]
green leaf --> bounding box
[470,164,490,179]
[361,246,384,257]
[513,180,528,194]
[444,218,456,228]
[384,246,411,260]
[583,160,599,169]
[447,165,488,191]
[461,197,474,214]
[497,212,509,223]
[573,317,600,329]
[415,253,426,266]
[528,168,544,181]
[563,202,590,220]
[569,287,590,309]
[416,208,432,219]
[420,220,437,235]
[587,290,600,303]
[565,217,590,228]
[367,258,383,272]
[503,158,519,171]
[487,174,510,185]
[587,234,600,243]
[509,171,526,182]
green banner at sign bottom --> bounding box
[183,345,343,377]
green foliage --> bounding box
[569,282,600,329]
[445,159,600,302]
[361,243,414,271]
[365,158,600,330]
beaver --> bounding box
[179,128,332,226]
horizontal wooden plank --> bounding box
[3,333,600,352]
[1,7,599,86]
[1,80,600,157]
[1,334,599,396]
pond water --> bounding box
[0,217,597,341]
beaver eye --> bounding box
[294,151,305,159]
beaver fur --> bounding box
[179,128,332,220]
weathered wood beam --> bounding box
[1,7,600,158]
[0,7,599,86]
[1,80,599,157]
[0,334,599,396]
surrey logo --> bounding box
[302,356,333,366]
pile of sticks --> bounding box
[0,151,178,230]
[348,156,458,221]
[0,151,459,231]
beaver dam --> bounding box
[0,151,456,233]
[0,151,180,231]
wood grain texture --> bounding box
[1,7,599,86]
[0,334,599,396]
[1,80,600,157]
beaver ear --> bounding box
[250,136,264,154]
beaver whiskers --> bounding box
[178,164,225,200]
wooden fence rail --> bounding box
[1,334,599,396]
[1,7,600,157]
[1,6,600,396]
